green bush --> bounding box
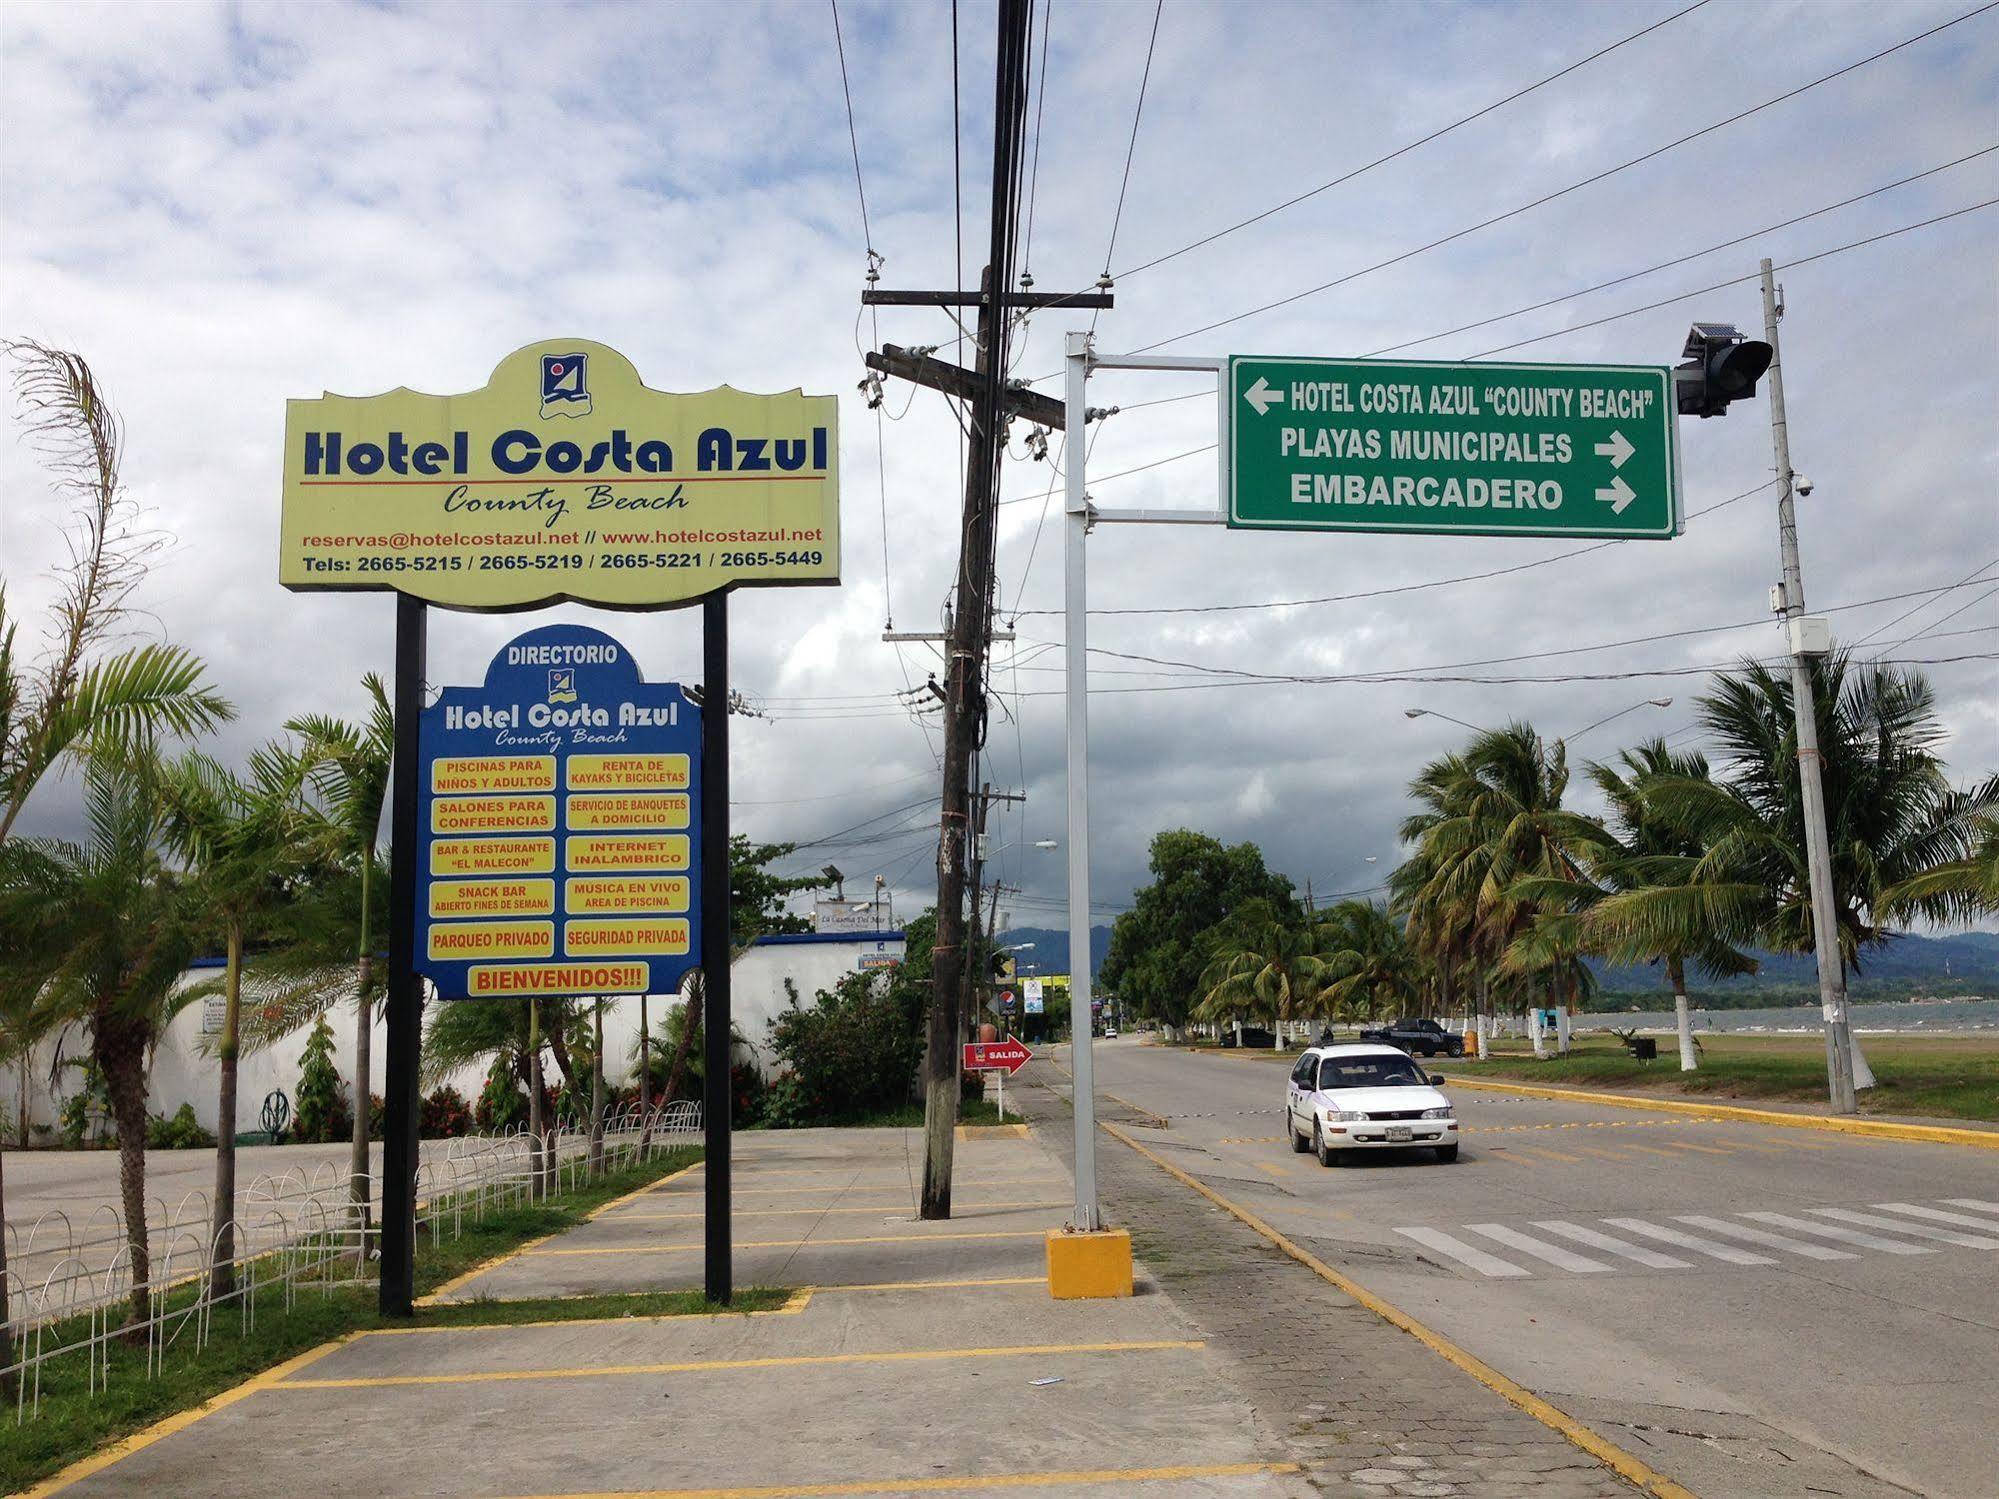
[145,1102,216,1150]
[420,1085,473,1138]
[474,1055,529,1131]
[56,1059,112,1149]
[292,1015,348,1143]
[764,971,922,1125]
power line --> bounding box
[1018,0,1053,286]
[1468,197,1999,358]
[828,0,874,256]
[1364,145,1998,358]
[1848,558,1998,646]
[1099,0,1164,284]
[1013,481,1775,615]
[1096,3,1999,360]
[1114,0,1715,280]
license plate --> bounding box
[1386,1125,1413,1142]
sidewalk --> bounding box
[44,1123,1314,1498]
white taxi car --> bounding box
[1284,1043,1458,1166]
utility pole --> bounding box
[864,0,1109,1221]
[963,785,1026,1039]
[1761,258,1859,1115]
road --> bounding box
[1057,1036,1999,1499]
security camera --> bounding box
[1795,474,1815,497]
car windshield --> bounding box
[1319,1057,1424,1090]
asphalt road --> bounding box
[1055,1036,1999,1499]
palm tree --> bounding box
[1,340,231,1372]
[0,756,204,1327]
[1316,900,1422,1026]
[1513,742,1757,1071]
[160,743,321,1291]
[1393,726,1604,1035]
[1880,802,1999,924]
[1591,657,1996,1087]
[288,676,394,1222]
[1192,900,1343,1035]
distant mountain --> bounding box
[992,925,1999,1002]
[994,925,1112,978]
[1592,930,1999,1003]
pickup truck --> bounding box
[1357,1017,1465,1057]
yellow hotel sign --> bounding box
[281,339,839,609]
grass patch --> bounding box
[0,1145,789,1492]
[1465,1032,1999,1123]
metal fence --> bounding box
[2,1097,701,1421]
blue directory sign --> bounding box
[415,623,700,1001]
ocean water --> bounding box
[1574,997,1999,1035]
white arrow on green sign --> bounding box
[1227,356,1681,540]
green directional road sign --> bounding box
[1227,356,1681,540]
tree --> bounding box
[0,341,231,1366]
[1880,803,1999,924]
[1315,900,1422,1025]
[1592,658,1997,1083]
[1101,830,1298,1034]
[287,675,394,1223]
[1515,742,1756,1070]
[160,742,320,1292]
[1391,726,1602,1027]
[0,757,203,1327]
[1191,899,1341,1030]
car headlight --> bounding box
[1325,1109,1367,1123]
[1420,1106,1452,1119]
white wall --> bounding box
[3,933,906,1137]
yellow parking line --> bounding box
[1616,1142,1687,1160]
[1573,1146,1637,1162]
[1517,1146,1585,1164]
[585,1158,705,1221]
[21,1336,355,1496]
[358,1289,815,1336]
[525,1229,1051,1257]
[658,1175,1063,1193]
[1481,1150,1528,1166]
[609,1201,1067,1221]
[274,1338,1205,1391]
[806,1276,1044,1294]
[1711,1137,1787,1155]
[495,1463,1302,1498]
[1656,1139,1736,1156]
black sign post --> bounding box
[380,594,428,1317]
[700,592,732,1304]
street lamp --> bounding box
[1403,707,1493,736]
[1563,697,1673,743]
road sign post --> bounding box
[1229,356,1680,540]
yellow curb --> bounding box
[1442,1075,1999,1149]
[21,1334,358,1497]
[1100,1121,1699,1499]
[359,1287,814,1335]
[956,1121,1031,1139]
[587,1156,706,1219]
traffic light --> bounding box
[1675,322,1773,419]
[990,950,1013,979]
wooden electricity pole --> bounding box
[863,0,1108,1220]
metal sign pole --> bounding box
[379,593,427,1317]
[1062,332,1101,1232]
[701,592,733,1302]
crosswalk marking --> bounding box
[1655,1139,1736,1156]
[1943,1198,1999,1217]
[1531,1221,1690,1269]
[1464,1223,1614,1273]
[1872,1201,1999,1233]
[1742,1211,1932,1255]
[1517,1146,1586,1165]
[1808,1206,1999,1249]
[1602,1217,1777,1266]
[1673,1214,1856,1262]
[1393,1227,1531,1278]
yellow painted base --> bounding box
[1045,1228,1134,1299]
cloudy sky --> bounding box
[4,0,1995,938]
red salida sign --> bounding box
[962,1035,1033,1075]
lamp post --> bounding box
[1402,707,1493,736]
[1562,698,1674,743]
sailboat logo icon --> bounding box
[540,354,591,419]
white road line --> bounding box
[1873,1202,1999,1233]
[1531,1221,1691,1269]
[1393,1227,1532,1278]
[1674,1215,1856,1262]
[1602,1217,1776,1266]
[1942,1198,1999,1217]
[1464,1223,1614,1273]
[1741,1211,1933,1255]
[1809,1207,1999,1249]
